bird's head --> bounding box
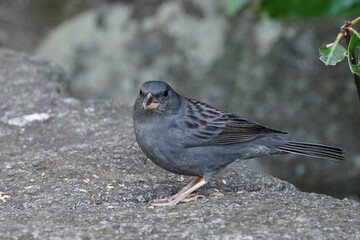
[133,81,182,115]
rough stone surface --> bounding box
[0,0,109,51]
[1,49,359,239]
[35,1,360,199]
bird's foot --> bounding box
[177,194,204,203]
[150,194,204,207]
[150,178,208,207]
[150,192,199,203]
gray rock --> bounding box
[0,0,108,51]
[36,1,360,199]
[0,49,359,239]
[37,1,226,103]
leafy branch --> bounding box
[319,17,360,101]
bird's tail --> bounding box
[278,140,345,162]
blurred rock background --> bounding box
[1,0,359,200]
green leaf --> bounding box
[354,30,360,40]
[224,0,251,16]
[319,43,347,66]
[259,0,360,18]
[347,34,360,76]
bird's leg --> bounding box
[168,176,203,201]
[151,176,203,203]
[151,178,208,207]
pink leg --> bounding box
[151,178,208,207]
[151,176,203,203]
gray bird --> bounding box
[132,81,345,206]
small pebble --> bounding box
[83,178,90,183]
[177,176,185,182]
[210,192,224,197]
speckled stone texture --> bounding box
[0,49,359,239]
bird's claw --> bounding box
[178,194,204,203]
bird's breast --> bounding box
[134,120,195,174]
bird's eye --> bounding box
[163,90,168,97]
[139,90,143,96]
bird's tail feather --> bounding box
[278,140,345,162]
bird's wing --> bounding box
[178,99,286,147]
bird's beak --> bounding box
[143,93,159,111]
